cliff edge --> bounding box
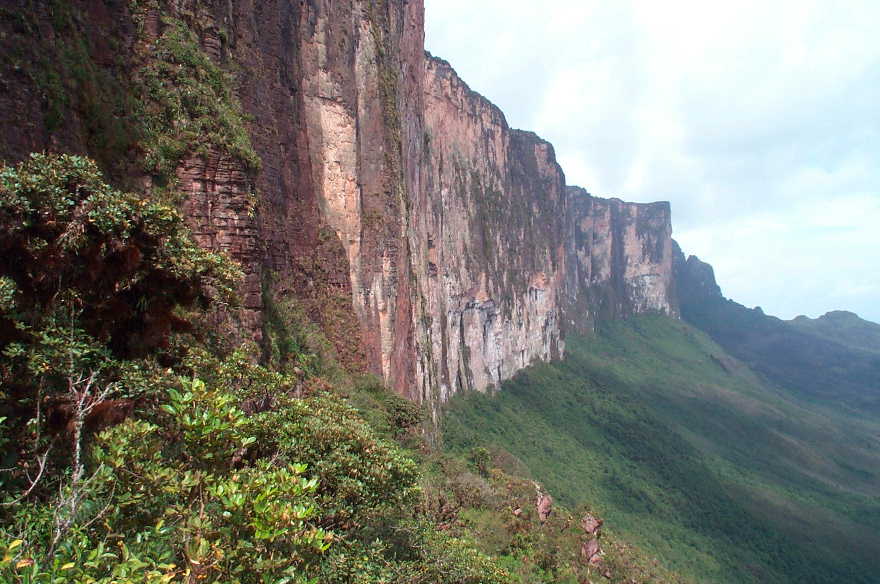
[0,0,678,410]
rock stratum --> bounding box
[0,0,677,411]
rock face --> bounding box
[409,55,568,404]
[579,512,604,567]
[536,491,554,523]
[672,240,723,306]
[567,187,678,331]
[0,0,679,410]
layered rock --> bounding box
[566,187,678,332]
[0,0,679,409]
[408,55,567,405]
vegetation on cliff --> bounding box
[133,11,261,185]
[0,154,662,583]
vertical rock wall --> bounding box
[409,55,567,405]
[0,0,678,409]
[565,186,678,332]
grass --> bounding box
[442,314,880,583]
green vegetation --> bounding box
[0,2,257,199]
[0,155,420,582]
[135,14,260,186]
[0,153,239,392]
[444,315,880,584]
[0,3,140,178]
[2,153,675,583]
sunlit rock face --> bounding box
[409,55,567,406]
[0,0,679,410]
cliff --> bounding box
[0,0,677,409]
[567,188,677,331]
[411,54,568,404]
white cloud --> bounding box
[425,0,880,322]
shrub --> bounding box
[244,392,420,528]
[0,153,240,391]
[0,376,330,583]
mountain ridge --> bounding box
[790,310,880,354]
[673,241,880,413]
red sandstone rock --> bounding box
[581,537,601,565]
[581,513,603,536]
[536,492,553,522]
[0,0,680,411]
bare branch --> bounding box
[0,447,51,506]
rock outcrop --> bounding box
[579,513,604,567]
[536,490,554,523]
[0,0,679,410]
[672,240,722,306]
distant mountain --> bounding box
[673,242,880,415]
[790,311,880,355]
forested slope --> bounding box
[444,315,880,583]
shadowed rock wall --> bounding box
[566,186,678,333]
[408,55,568,405]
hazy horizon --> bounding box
[424,0,880,324]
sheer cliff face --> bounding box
[409,56,567,404]
[566,187,678,330]
[0,0,677,407]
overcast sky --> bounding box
[424,0,880,323]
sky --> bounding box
[424,0,880,323]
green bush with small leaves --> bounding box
[0,153,240,400]
[0,375,330,583]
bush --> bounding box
[0,153,240,395]
[0,375,330,583]
[244,392,420,528]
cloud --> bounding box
[425,0,880,322]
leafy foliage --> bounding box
[0,153,240,366]
[0,374,331,583]
[0,153,243,501]
[244,393,419,527]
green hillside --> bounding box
[0,154,678,584]
[443,315,880,583]
[675,254,880,416]
[790,311,880,355]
